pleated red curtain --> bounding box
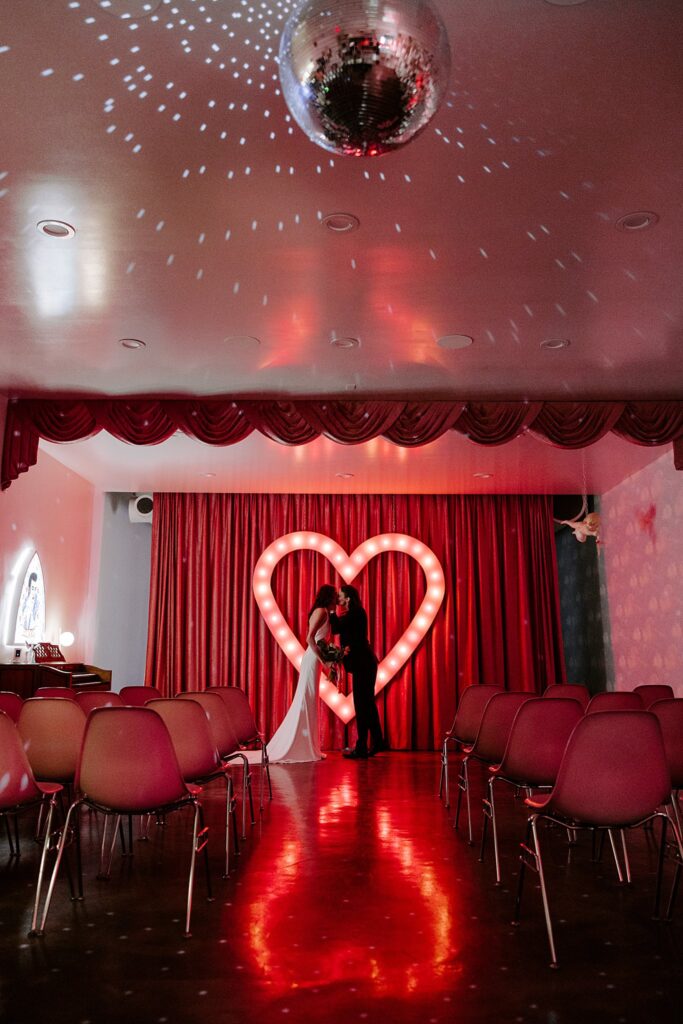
[145,493,565,751]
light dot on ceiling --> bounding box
[322,212,360,234]
[95,0,163,18]
[36,220,76,239]
[335,472,355,479]
[473,472,492,479]
[437,334,474,350]
[119,337,146,349]
[540,338,570,350]
[615,211,659,232]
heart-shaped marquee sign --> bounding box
[252,532,445,722]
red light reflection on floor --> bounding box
[241,758,461,1001]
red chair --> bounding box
[439,684,503,808]
[634,684,675,709]
[36,707,211,938]
[18,698,87,788]
[649,699,683,837]
[75,691,124,714]
[149,698,240,877]
[0,690,24,722]
[455,691,533,844]
[514,711,683,967]
[34,686,78,700]
[119,685,163,706]
[543,683,590,710]
[481,698,584,883]
[176,691,255,838]
[586,691,643,713]
[207,687,272,810]
[0,711,63,935]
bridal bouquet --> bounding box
[317,640,344,682]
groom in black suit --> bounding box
[330,584,385,759]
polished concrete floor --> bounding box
[1,753,681,1024]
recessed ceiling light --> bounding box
[544,0,588,7]
[437,334,474,350]
[330,336,360,349]
[119,337,146,349]
[36,220,75,239]
[322,212,360,234]
[335,472,355,479]
[473,472,492,479]
[540,338,570,350]
[201,472,216,478]
[224,335,261,345]
[615,211,659,232]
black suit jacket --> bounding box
[329,607,376,672]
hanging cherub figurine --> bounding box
[565,511,601,544]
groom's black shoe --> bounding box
[343,747,368,760]
[367,741,388,757]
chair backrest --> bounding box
[496,698,584,786]
[547,711,671,826]
[148,698,220,780]
[0,690,24,722]
[633,684,675,709]
[76,707,189,813]
[0,710,44,809]
[448,684,503,744]
[206,686,259,744]
[469,691,533,764]
[119,685,163,706]
[586,691,643,714]
[34,686,78,700]
[17,697,87,782]
[649,699,683,788]
[75,691,124,714]
[543,683,590,710]
[175,691,241,757]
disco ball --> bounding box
[278,0,451,157]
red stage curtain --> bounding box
[145,493,565,751]
[4,398,683,489]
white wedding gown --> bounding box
[266,613,327,763]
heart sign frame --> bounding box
[252,532,445,722]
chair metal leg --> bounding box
[486,777,502,884]
[607,829,624,883]
[513,817,532,923]
[530,816,558,968]
[439,740,450,807]
[184,801,210,938]
[620,829,631,884]
[262,740,272,802]
[223,776,237,878]
[29,795,57,935]
[653,814,669,919]
[4,814,17,857]
[454,756,472,842]
[35,799,82,935]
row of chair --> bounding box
[0,685,272,938]
[439,683,676,812]
[437,683,683,965]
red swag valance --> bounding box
[3,396,683,489]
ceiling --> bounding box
[2,0,681,495]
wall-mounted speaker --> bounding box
[129,493,154,524]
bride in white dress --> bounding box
[267,584,338,763]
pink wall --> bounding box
[0,445,97,664]
[601,449,683,696]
